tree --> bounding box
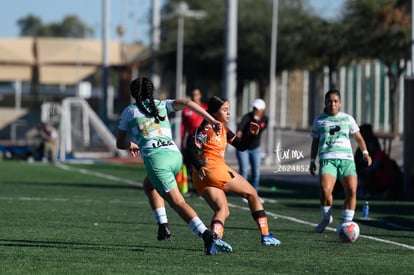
[17,14,46,36]
[342,0,410,134]
[17,14,94,38]
[158,0,325,97]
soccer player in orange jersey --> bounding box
[187,96,281,247]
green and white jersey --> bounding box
[311,111,360,160]
[119,99,180,157]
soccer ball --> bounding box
[336,221,360,243]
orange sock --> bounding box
[252,210,270,236]
[256,216,270,236]
[211,220,224,239]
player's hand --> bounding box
[129,142,140,157]
[198,167,210,181]
[309,162,317,176]
[249,122,260,135]
[363,154,372,166]
[211,120,222,134]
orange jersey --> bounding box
[194,123,230,168]
[192,123,237,194]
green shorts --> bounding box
[319,159,357,180]
[143,149,182,195]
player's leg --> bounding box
[339,160,358,222]
[225,172,281,246]
[315,160,338,233]
[315,173,336,232]
[200,187,232,252]
[145,152,212,252]
[143,176,171,240]
[202,186,230,238]
[163,186,232,254]
[225,172,263,211]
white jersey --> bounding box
[311,111,360,160]
[118,99,180,157]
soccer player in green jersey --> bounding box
[309,89,372,233]
[116,77,232,255]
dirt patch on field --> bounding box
[102,156,144,164]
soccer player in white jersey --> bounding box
[116,77,232,255]
[309,89,372,233]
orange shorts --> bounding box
[192,163,236,195]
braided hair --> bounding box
[130,77,165,123]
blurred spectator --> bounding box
[38,122,58,163]
[236,98,268,198]
[355,124,403,199]
[181,88,207,193]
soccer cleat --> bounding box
[261,233,281,246]
[157,223,171,240]
[315,215,333,233]
[202,230,217,255]
[215,238,233,252]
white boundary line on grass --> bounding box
[56,163,142,187]
[229,203,414,251]
[56,163,414,251]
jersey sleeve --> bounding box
[348,115,360,134]
[187,121,210,170]
[310,117,319,139]
[228,126,253,151]
[119,107,131,131]
[186,132,203,170]
[165,99,176,113]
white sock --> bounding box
[188,217,208,237]
[154,208,168,224]
[321,205,332,220]
[342,209,355,222]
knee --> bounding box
[216,206,230,219]
[223,208,230,219]
[143,178,153,193]
[320,186,331,194]
[345,187,357,197]
[245,191,260,201]
[320,183,334,195]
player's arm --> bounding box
[186,128,211,180]
[116,130,140,157]
[173,99,221,133]
[229,122,260,151]
[309,138,319,176]
[186,133,203,170]
[236,115,249,138]
[354,131,372,166]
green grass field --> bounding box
[1,160,413,274]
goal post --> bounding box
[42,97,127,161]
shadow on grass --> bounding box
[258,178,320,200]
[4,180,142,191]
[358,216,414,231]
[0,238,204,253]
[0,238,145,252]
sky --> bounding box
[0,0,344,45]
